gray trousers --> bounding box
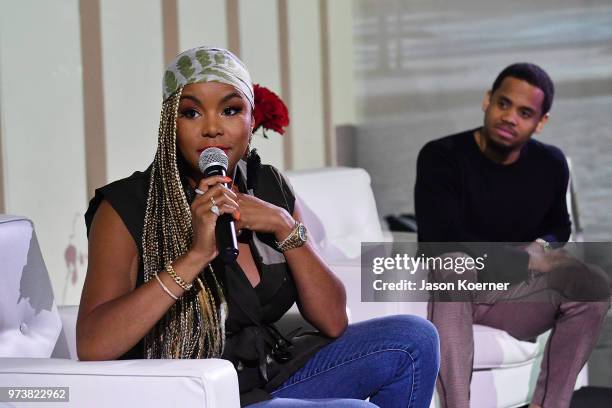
[427,256,610,408]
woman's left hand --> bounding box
[232,186,348,338]
[234,192,295,240]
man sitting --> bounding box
[414,62,610,408]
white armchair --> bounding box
[0,214,240,408]
[286,166,587,408]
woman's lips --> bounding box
[197,146,230,155]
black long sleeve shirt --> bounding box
[414,128,571,284]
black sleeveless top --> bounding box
[84,161,331,406]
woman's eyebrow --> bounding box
[180,92,242,106]
[179,94,201,105]
[220,91,242,104]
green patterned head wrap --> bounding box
[163,46,254,108]
[143,46,256,359]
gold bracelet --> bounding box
[154,273,179,300]
[276,221,299,249]
[165,262,193,291]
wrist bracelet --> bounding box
[535,238,552,252]
[154,273,179,300]
[276,221,299,248]
[165,262,193,291]
[276,221,307,252]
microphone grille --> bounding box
[198,147,229,174]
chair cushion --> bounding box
[0,215,62,358]
[473,324,546,369]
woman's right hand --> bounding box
[188,175,239,265]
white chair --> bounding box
[0,214,240,408]
[286,166,587,408]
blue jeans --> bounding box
[247,315,440,408]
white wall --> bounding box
[328,0,357,126]
[287,0,325,170]
[100,0,165,182]
[0,0,357,305]
[239,0,284,170]
[0,0,88,304]
[178,0,228,51]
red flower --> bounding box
[253,84,290,137]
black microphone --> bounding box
[198,147,239,263]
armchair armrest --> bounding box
[0,358,240,408]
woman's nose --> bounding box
[202,116,223,137]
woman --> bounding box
[78,46,439,407]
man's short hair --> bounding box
[491,63,555,115]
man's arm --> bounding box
[414,141,466,243]
[537,153,572,245]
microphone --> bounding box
[198,147,239,263]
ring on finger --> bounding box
[210,197,221,216]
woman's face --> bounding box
[176,81,253,181]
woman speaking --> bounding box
[78,46,439,407]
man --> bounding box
[414,63,610,408]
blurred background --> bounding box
[0,0,610,386]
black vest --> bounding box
[85,161,330,406]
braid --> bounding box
[142,87,226,359]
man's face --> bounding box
[481,77,549,153]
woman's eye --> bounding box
[223,106,242,116]
[180,108,200,119]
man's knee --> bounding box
[585,298,611,318]
[550,263,611,301]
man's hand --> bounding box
[524,241,545,258]
[527,248,578,274]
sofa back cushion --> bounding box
[0,215,61,357]
[286,167,384,261]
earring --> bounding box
[244,134,253,159]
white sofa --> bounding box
[0,214,240,408]
[286,166,587,408]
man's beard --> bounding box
[482,128,515,154]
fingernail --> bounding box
[234,211,241,221]
[224,176,232,182]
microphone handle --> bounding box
[216,214,239,263]
[203,165,239,263]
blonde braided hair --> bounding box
[142,86,226,359]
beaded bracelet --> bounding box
[165,262,193,291]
